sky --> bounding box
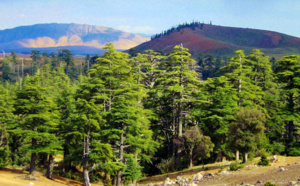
[0,0,300,37]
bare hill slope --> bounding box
[133,24,300,57]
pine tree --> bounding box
[275,55,300,153]
[222,50,264,160]
[13,74,59,179]
[77,43,156,185]
[149,45,200,169]
[0,82,15,167]
[197,76,239,159]
[246,49,282,153]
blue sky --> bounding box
[1,0,300,37]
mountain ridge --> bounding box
[132,23,300,57]
[0,23,149,54]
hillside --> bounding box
[1,156,298,186]
[132,23,300,57]
[0,23,149,54]
[138,156,300,186]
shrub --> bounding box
[264,181,277,186]
[288,147,300,156]
[156,157,176,174]
[229,161,241,171]
[258,154,269,166]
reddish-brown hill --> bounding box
[133,24,300,57]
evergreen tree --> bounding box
[149,45,200,169]
[275,55,300,153]
[0,82,15,167]
[228,107,265,162]
[42,51,49,64]
[30,50,41,75]
[57,49,74,77]
[13,73,59,179]
[77,43,156,185]
[196,76,239,159]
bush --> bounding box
[288,147,300,156]
[0,149,9,168]
[258,154,269,166]
[229,161,241,171]
[264,181,277,186]
[156,157,176,174]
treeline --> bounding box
[151,21,206,40]
[0,44,300,186]
[0,49,100,83]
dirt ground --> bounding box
[0,156,299,186]
[0,167,99,186]
[138,156,300,186]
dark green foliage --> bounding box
[264,181,277,186]
[275,55,300,152]
[288,147,300,156]
[258,154,269,166]
[151,21,205,40]
[229,161,241,171]
[156,157,176,174]
[182,126,214,168]
[196,76,238,159]
[228,107,266,162]
[123,154,142,184]
[13,74,60,177]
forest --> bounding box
[0,43,300,186]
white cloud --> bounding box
[19,14,26,18]
[118,25,156,34]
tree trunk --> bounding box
[244,153,248,163]
[30,152,37,178]
[189,149,193,168]
[236,150,239,161]
[64,143,71,173]
[83,160,90,186]
[133,153,138,186]
[117,125,124,186]
[172,98,176,157]
[177,90,183,170]
[82,135,91,186]
[30,137,37,178]
[46,155,54,179]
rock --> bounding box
[191,173,203,181]
[270,155,278,163]
[189,182,197,186]
[164,177,172,185]
[203,172,214,179]
[278,167,285,172]
[220,170,230,175]
[288,181,298,186]
[176,176,188,185]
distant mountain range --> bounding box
[132,23,300,58]
[0,23,149,55]
[1,23,300,57]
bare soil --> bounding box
[138,156,300,186]
[0,167,99,186]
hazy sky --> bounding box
[1,0,299,37]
